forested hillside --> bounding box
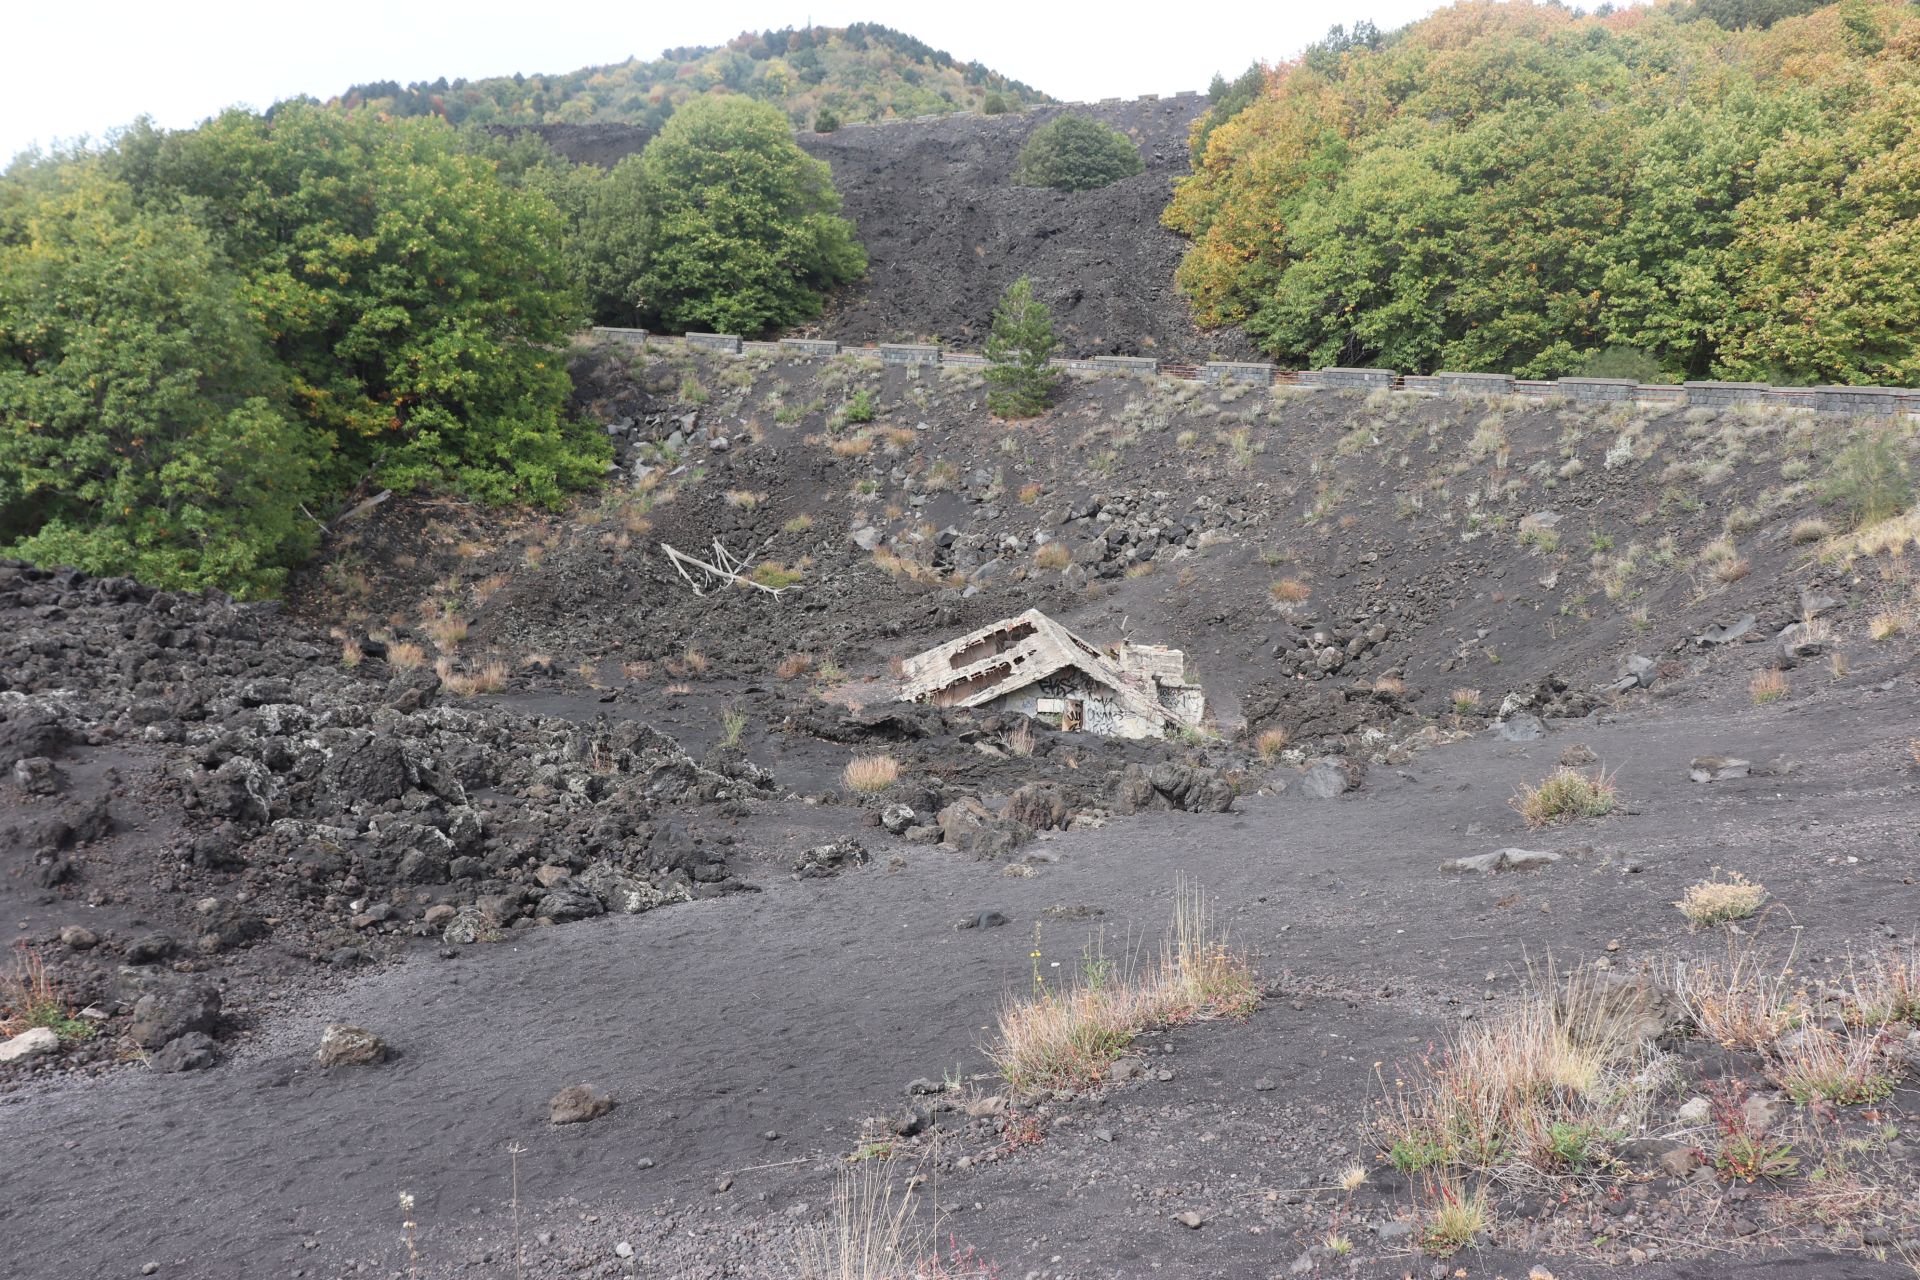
[1167,0,1920,386]
[335,23,1049,134]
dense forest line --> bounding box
[1166,0,1920,385]
[335,23,1050,134]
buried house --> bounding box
[898,609,1205,739]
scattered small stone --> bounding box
[955,910,1009,930]
[1558,743,1598,766]
[314,1024,389,1068]
[1376,1220,1414,1243]
[905,1077,944,1095]
[1493,713,1545,742]
[635,1157,655,1170]
[550,1084,616,1125]
[761,1130,779,1141]
[1675,1096,1711,1125]
[1689,755,1751,783]
[0,1026,60,1064]
[713,1175,733,1194]
[1109,1058,1144,1082]
[58,925,98,950]
[149,1032,217,1073]
[614,1242,635,1259]
[1093,1127,1113,1143]
[142,1265,159,1277]
[1441,848,1562,874]
[1252,1076,1276,1091]
[1174,1210,1203,1229]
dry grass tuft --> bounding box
[1674,934,1806,1049]
[1768,1027,1899,1105]
[723,489,768,509]
[422,612,469,652]
[1675,870,1767,928]
[1451,687,1482,715]
[1749,669,1789,704]
[1420,1179,1491,1256]
[843,755,901,794]
[1791,517,1834,545]
[1254,726,1290,764]
[1372,675,1406,695]
[1018,482,1043,504]
[438,658,508,697]
[1032,543,1072,571]
[794,1154,990,1280]
[339,637,363,668]
[783,513,816,534]
[1376,968,1655,1179]
[1007,718,1036,758]
[776,652,815,680]
[386,640,428,672]
[988,878,1259,1092]
[1509,766,1617,828]
[1868,610,1906,641]
[1269,578,1312,604]
[470,572,511,607]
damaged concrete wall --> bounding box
[979,669,1166,740]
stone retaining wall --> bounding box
[586,328,1918,417]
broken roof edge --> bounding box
[897,608,1196,731]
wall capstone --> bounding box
[878,343,940,365]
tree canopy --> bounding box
[0,104,610,594]
[1014,115,1146,192]
[333,24,1048,134]
[0,166,315,596]
[1165,0,1920,385]
[587,96,866,336]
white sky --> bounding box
[3,0,1445,164]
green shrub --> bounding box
[1014,115,1144,192]
[1820,430,1913,529]
[842,388,877,424]
[985,277,1057,418]
[0,166,316,596]
[983,92,1010,115]
[813,107,840,134]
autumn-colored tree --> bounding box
[1166,0,1920,385]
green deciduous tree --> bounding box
[115,104,605,505]
[985,277,1057,417]
[1014,115,1145,192]
[631,96,866,336]
[0,166,315,596]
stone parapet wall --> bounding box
[585,329,1917,417]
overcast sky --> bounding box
[3,0,1448,164]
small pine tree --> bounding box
[985,277,1057,418]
